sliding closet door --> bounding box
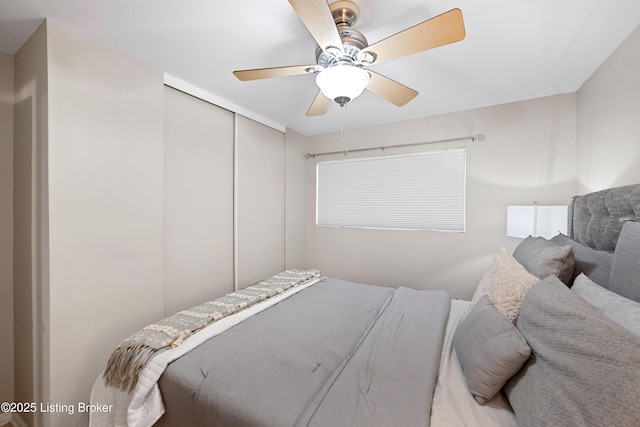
[164,87,234,314]
[235,115,285,289]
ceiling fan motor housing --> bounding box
[315,0,369,68]
[331,0,360,27]
[315,29,367,67]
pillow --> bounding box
[471,248,539,322]
[512,236,575,285]
[454,295,531,404]
[504,275,640,427]
[608,221,640,302]
[551,233,613,287]
[572,273,640,335]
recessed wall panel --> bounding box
[236,116,285,288]
[164,87,234,313]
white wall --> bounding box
[46,21,165,427]
[0,49,14,415]
[576,25,640,192]
[306,94,577,299]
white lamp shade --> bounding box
[315,66,370,103]
[506,206,536,238]
[507,205,568,239]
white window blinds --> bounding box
[316,148,466,231]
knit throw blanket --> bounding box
[103,269,325,390]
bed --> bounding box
[90,184,640,427]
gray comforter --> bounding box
[155,278,451,427]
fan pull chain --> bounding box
[340,103,348,156]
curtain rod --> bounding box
[305,133,485,159]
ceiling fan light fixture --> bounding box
[315,65,370,106]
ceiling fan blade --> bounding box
[363,8,465,66]
[306,91,332,116]
[288,0,344,53]
[233,65,319,81]
[366,71,418,107]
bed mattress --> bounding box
[155,278,451,427]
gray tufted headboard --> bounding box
[568,184,640,252]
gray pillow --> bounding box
[512,236,575,285]
[454,295,531,404]
[551,233,613,287]
[608,221,640,302]
[572,273,640,335]
[505,276,640,427]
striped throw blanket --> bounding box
[103,269,325,390]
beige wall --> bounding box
[45,21,165,427]
[7,11,636,427]
[10,21,308,427]
[13,21,49,427]
[304,23,640,298]
[306,94,577,299]
[0,50,14,412]
[163,86,306,308]
[285,129,308,269]
[576,25,640,193]
[235,115,286,289]
[164,86,234,314]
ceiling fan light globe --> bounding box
[315,66,370,105]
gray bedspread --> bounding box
[155,278,451,427]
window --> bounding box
[316,148,466,231]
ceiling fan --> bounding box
[233,0,465,116]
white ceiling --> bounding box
[1,0,639,136]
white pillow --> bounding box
[471,248,540,322]
[572,273,640,335]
